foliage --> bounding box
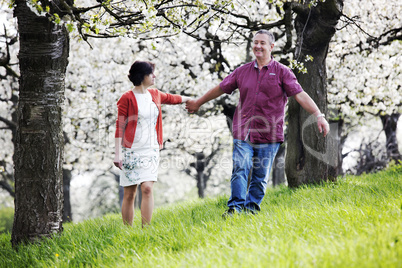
[0,207,13,234]
[0,2,18,199]
[327,0,402,120]
[387,159,402,173]
[0,167,401,267]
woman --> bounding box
[113,61,191,227]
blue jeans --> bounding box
[227,139,280,212]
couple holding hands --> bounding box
[113,30,330,228]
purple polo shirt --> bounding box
[219,58,303,144]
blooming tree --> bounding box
[0,5,18,200]
[327,0,402,169]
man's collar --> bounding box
[254,56,274,69]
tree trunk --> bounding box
[272,143,286,186]
[63,169,72,222]
[335,117,345,175]
[114,173,124,208]
[12,0,69,247]
[285,0,342,187]
[380,113,401,162]
[194,152,206,198]
[197,172,205,198]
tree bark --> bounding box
[333,117,345,175]
[380,113,401,162]
[272,143,286,186]
[114,173,124,208]
[192,152,206,198]
[63,169,72,222]
[286,0,343,187]
[12,0,69,247]
[197,172,205,198]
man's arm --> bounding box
[294,91,330,137]
[186,85,225,113]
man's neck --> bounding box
[256,57,272,69]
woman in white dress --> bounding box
[113,61,191,227]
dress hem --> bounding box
[120,178,157,187]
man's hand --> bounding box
[186,99,201,113]
[317,116,330,137]
[294,92,330,138]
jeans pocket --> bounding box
[233,139,243,147]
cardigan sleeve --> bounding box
[158,90,182,104]
[115,94,129,138]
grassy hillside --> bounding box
[1,165,401,267]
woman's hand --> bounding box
[114,138,123,170]
[181,96,193,103]
[113,156,122,170]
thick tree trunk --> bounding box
[285,0,342,187]
[380,113,401,162]
[63,169,72,222]
[12,0,69,246]
[272,143,286,186]
[335,117,345,175]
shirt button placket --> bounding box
[250,74,262,142]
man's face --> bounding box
[252,33,274,59]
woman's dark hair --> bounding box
[128,61,155,86]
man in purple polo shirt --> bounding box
[186,30,329,216]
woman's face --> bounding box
[143,72,156,87]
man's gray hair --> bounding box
[254,30,275,44]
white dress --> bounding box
[120,91,160,187]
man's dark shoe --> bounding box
[222,208,237,219]
[244,208,257,215]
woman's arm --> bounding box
[114,137,122,170]
[114,94,128,170]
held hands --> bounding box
[182,97,200,113]
[185,99,200,113]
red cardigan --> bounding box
[115,88,182,149]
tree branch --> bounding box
[0,180,15,197]
[0,26,20,79]
[0,116,17,131]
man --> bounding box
[186,30,329,216]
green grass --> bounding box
[0,207,13,234]
[1,166,401,267]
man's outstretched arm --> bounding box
[294,91,330,137]
[186,85,225,113]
